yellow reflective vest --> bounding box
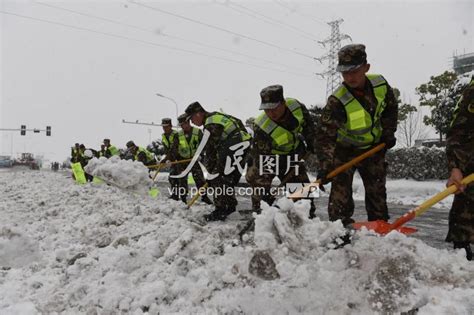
[135,147,154,164]
[107,145,119,156]
[334,74,388,148]
[205,112,251,142]
[254,98,304,154]
[178,127,201,158]
[162,131,178,151]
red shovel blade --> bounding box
[352,220,417,235]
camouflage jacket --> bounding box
[203,111,248,173]
[249,100,317,160]
[446,81,474,173]
[315,78,398,172]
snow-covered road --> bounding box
[0,169,473,314]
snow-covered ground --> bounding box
[353,176,454,209]
[1,168,473,314]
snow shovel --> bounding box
[149,158,194,182]
[147,158,193,170]
[288,143,386,199]
[352,173,474,235]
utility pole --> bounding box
[316,19,351,97]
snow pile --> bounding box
[84,156,153,193]
[0,170,473,314]
[0,228,40,269]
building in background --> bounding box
[453,52,474,75]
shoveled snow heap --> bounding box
[84,156,152,193]
[0,170,473,314]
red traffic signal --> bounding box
[46,126,51,136]
[20,125,26,136]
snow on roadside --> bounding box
[353,176,454,208]
[307,173,453,208]
[0,170,473,314]
[84,156,152,194]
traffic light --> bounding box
[20,125,26,136]
[46,126,51,136]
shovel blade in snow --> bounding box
[352,220,417,235]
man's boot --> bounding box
[454,242,473,261]
[226,204,236,215]
[201,195,213,205]
[204,208,227,222]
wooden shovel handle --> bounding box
[390,173,474,231]
[289,143,386,199]
[147,158,193,169]
[187,183,209,208]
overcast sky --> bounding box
[1,0,472,162]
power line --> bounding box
[220,1,323,43]
[35,1,311,74]
[273,0,328,26]
[0,9,315,78]
[129,0,318,61]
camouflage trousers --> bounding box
[182,161,209,198]
[168,164,187,201]
[446,175,474,243]
[328,146,389,227]
[208,136,249,210]
[246,153,314,211]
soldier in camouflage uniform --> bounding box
[103,139,120,158]
[315,44,398,228]
[184,101,251,221]
[99,144,107,157]
[445,77,474,261]
[125,140,155,166]
[177,113,213,205]
[70,143,81,163]
[160,118,187,202]
[246,85,318,218]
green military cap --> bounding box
[336,44,367,72]
[177,113,190,124]
[259,85,284,110]
[184,101,205,119]
[161,118,172,126]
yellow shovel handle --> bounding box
[289,143,386,199]
[151,163,164,182]
[187,183,209,208]
[414,173,474,218]
[148,158,193,169]
[389,173,474,231]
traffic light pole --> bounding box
[0,126,52,136]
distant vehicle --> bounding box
[0,156,13,168]
[13,153,40,170]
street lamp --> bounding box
[156,93,179,120]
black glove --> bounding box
[381,135,396,150]
[316,170,330,192]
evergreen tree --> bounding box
[416,71,457,141]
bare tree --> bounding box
[397,105,429,148]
